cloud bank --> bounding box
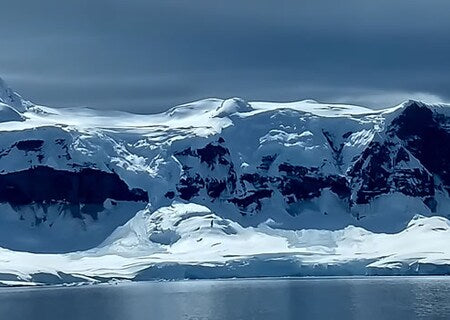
[1,0,449,113]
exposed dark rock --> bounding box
[173,142,236,202]
[14,140,44,152]
[392,169,434,198]
[349,142,392,203]
[229,189,273,211]
[279,163,318,176]
[241,173,270,189]
[277,163,350,204]
[349,137,435,204]
[81,204,105,220]
[342,131,353,139]
[391,102,450,190]
[55,138,72,160]
[165,191,175,199]
[175,143,231,169]
[0,166,148,219]
[258,154,277,171]
[227,166,238,191]
[395,147,410,165]
[177,174,205,200]
[322,130,344,167]
[196,143,230,168]
[328,176,352,199]
[206,179,227,198]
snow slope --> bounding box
[0,77,448,283]
[0,202,449,286]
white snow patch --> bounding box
[211,97,253,118]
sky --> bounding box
[1,0,449,113]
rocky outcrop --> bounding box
[390,102,450,192]
[0,166,148,219]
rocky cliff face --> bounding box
[166,101,449,225]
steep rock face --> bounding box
[348,141,435,205]
[390,102,450,192]
[0,166,148,220]
[347,102,449,212]
[277,163,350,203]
[167,102,449,219]
[171,140,238,202]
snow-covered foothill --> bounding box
[0,203,449,285]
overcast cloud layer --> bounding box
[1,0,449,113]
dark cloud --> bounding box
[1,0,449,113]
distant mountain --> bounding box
[0,77,448,285]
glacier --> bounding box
[0,77,448,285]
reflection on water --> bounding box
[1,277,450,320]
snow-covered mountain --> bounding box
[0,77,449,285]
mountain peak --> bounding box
[212,97,253,118]
[0,76,32,112]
